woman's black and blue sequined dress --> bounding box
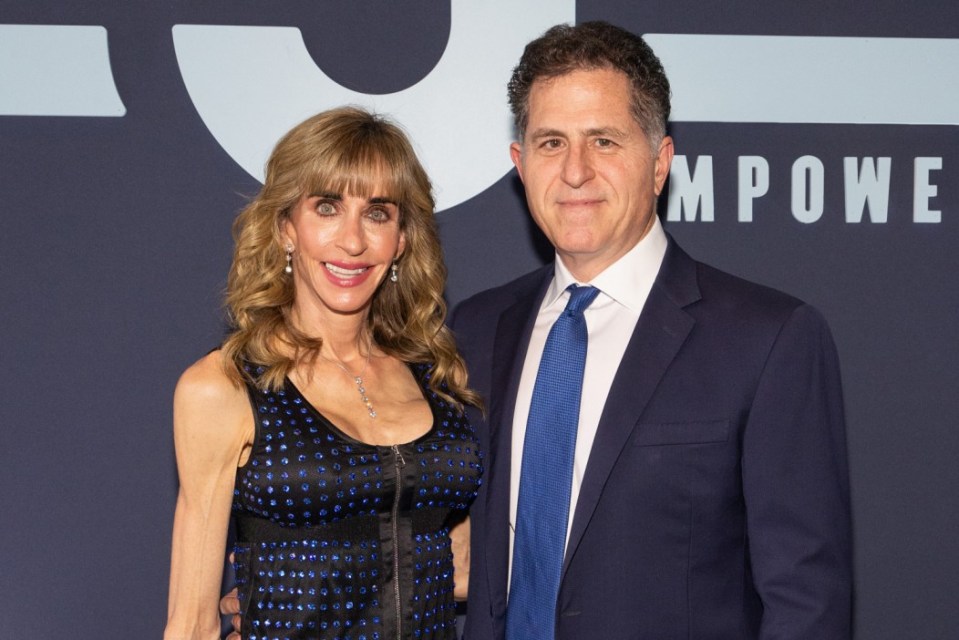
[232,362,482,640]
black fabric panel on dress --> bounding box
[232,362,483,640]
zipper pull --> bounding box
[391,444,406,467]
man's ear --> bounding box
[653,136,674,197]
[509,141,525,183]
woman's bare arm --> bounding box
[164,352,252,640]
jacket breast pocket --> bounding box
[632,419,729,446]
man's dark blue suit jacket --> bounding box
[451,237,852,640]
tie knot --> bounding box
[564,285,600,316]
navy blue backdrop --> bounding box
[1,2,956,638]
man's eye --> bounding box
[317,201,336,215]
[595,138,613,147]
[539,138,563,151]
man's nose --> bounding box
[560,142,595,188]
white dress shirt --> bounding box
[508,216,668,577]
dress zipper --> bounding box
[391,444,406,640]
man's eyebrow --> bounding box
[528,128,565,140]
[527,127,629,140]
[585,127,628,138]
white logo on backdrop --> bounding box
[0,24,125,116]
[172,1,575,212]
[647,35,959,125]
[656,35,958,225]
[4,19,955,218]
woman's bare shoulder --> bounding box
[174,351,250,437]
[176,350,242,401]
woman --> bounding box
[164,107,482,640]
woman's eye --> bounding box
[317,201,336,215]
[368,207,390,222]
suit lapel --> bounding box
[562,239,701,576]
[484,268,552,617]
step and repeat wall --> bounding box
[1,2,956,637]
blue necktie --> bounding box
[506,284,600,640]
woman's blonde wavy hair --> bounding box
[221,106,479,410]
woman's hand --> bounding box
[220,585,242,640]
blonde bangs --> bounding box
[296,124,418,211]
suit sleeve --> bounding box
[742,304,853,639]
[449,297,501,640]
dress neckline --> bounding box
[283,362,439,449]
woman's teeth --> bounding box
[325,263,368,276]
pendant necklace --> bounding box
[322,339,376,418]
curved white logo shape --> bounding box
[172,2,574,212]
[0,25,126,116]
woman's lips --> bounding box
[323,261,374,287]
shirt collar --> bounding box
[544,215,668,312]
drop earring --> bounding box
[284,244,293,274]
[390,261,398,283]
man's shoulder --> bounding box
[686,253,834,339]
[698,260,801,308]
[664,239,814,325]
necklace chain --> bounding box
[321,338,376,418]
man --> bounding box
[450,21,852,640]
